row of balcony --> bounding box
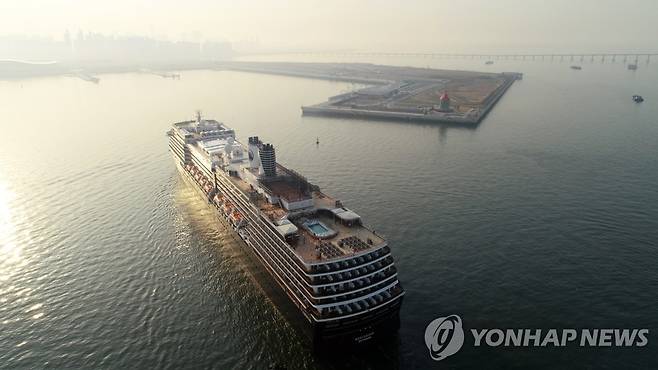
[313,283,404,319]
[313,255,394,286]
[308,245,391,274]
[316,272,398,305]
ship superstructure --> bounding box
[168,112,404,344]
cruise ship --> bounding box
[167,112,404,345]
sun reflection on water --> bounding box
[0,181,23,281]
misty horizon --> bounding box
[1,0,658,56]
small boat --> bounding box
[570,65,582,70]
[485,61,494,65]
[632,95,644,103]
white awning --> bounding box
[331,208,361,221]
[275,222,298,236]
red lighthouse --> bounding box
[438,91,451,112]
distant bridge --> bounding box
[252,51,658,64]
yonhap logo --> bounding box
[423,313,649,362]
[424,315,464,361]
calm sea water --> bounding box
[1,56,657,369]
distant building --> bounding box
[0,31,233,65]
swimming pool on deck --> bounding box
[302,220,337,239]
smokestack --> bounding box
[259,143,276,177]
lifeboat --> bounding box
[185,164,192,171]
[213,194,223,204]
[204,184,212,193]
[230,211,242,225]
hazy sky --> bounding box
[1,0,657,52]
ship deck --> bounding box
[292,212,386,262]
[226,171,386,264]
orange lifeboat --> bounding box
[230,211,242,223]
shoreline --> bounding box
[0,60,222,81]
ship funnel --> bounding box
[259,143,277,177]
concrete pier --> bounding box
[216,62,521,126]
[302,75,518,125]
